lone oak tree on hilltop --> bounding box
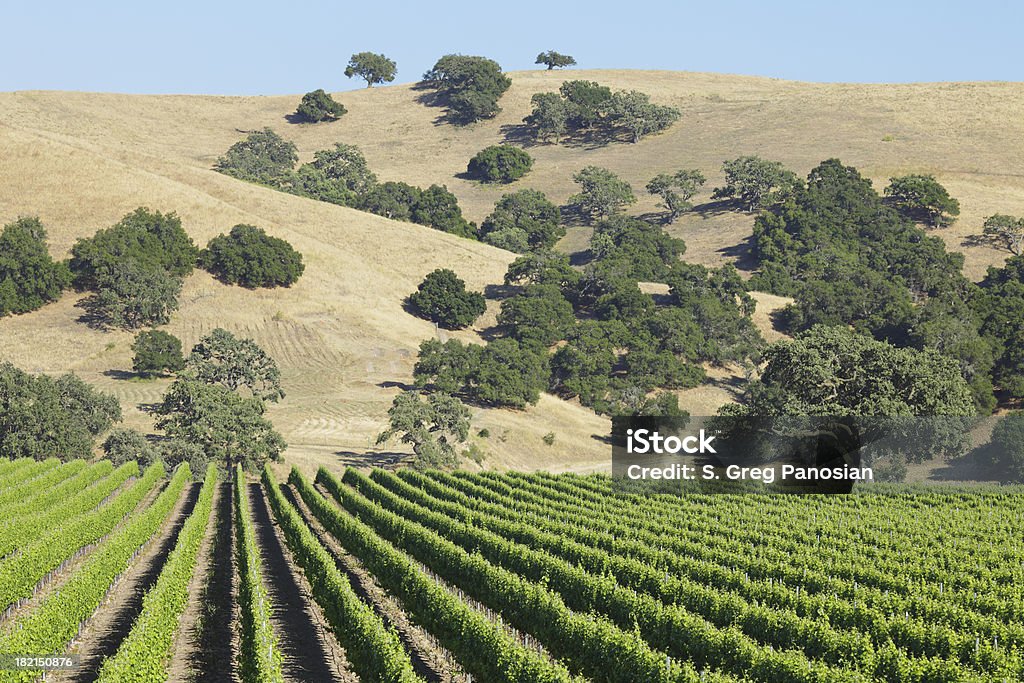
[535,51,576,70]
[345,52,397,87]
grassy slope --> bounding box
[1,70,1022,474]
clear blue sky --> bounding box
[3,1,1021,94]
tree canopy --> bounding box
[344,52,397,87]
[0,363,121,460]
[646,170,706,223]
[523,80,679,144]
[132,329,185,378]
[81,260,182,330]
[535,51,576,70]
[990,411,1024,481]
[376,390,470,469]
[422,55,511,123]
[156,379,285,471]
[0,217,71,317]
[295,89,347,122]
[480,189,563,252]
[201,224,304,288]
[885,174,960,228]
[981,214,1024,255]
[408,269,486,330]
[215,128,298,186]
[185,328,285,402]
[466,145,533,183]
[569,166,636,219]
[712,156,800,211]
[297,143,377,207]
[69,208,198,289]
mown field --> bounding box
[0,456,1021,682]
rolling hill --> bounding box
[1,69,1023,474]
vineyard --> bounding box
[0,456,1021,682]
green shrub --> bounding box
[82,260,182,330]
[132,330,185,377]
[69,208,198,289]
[0,217,71,317]
[542,432,556,446]
[408,269,486,330]
[990,412,1024,481]
[467,145,533,183]
[411,185,475,238]
[295,89,347,123]
[102,428,160,466]
[215,128,298,185]
[201,224,304,288]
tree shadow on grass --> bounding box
[332,450,411,469]
[717,234,759,271]
[692,199,741,218]
[928,444,1008,483]
[499,123,544,148]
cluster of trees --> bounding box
[216,131,476,238]
[201,224,305,288]
[71,208,198,330]
[742,157,1023,412]
[421,55,511,124]
[466,145,533,183]
[524,80,680,144]
[408,269,486,329]
[0,362,121,459]
[0,218,71,317]
[411,222,762,415]
[66,208,303,330]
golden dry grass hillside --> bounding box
[1,69,1023,475]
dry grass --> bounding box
[1,70,1023,475]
